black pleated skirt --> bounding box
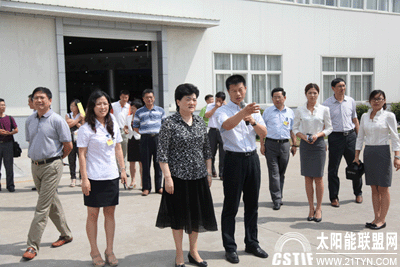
[84,178,119,207]
[156,176,218,234]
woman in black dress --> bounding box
[156,84,217,267]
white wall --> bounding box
[0,13,59,115]
[165,1,400,107]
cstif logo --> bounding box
[272,232,313,265]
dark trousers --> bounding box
[140,134,162,192]
[264,140,290,204]
[221,151,260,252]
[67,141,80,179]
[208,128,225,176]
[328,132,362,201]
[0,141,14,190]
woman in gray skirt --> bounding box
[293,83,332,222]
[354,90,400,230]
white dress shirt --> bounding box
[323,95,357,132]
[77,114,122,180]
[111,101,130,129]
[205,103,221,128]
[292,102,333,137]
[126,114,141,140]
[356,109,400,151]
[215,100,266,152]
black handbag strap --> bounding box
[9,115,14,131]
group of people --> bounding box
[1,74,398,266]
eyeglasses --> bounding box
[372,98,384,102]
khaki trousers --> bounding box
[27,159,72,251]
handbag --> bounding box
[0,116,22,158]
[346,161,365,180]
[8,116,22,157]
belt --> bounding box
[332,129,355,136]
[141,133,158,137]
[209,127,219,131]
[265,137,289,143]
[32,156,62,166]
[226,150,256,157]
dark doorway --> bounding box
[64,36,152,109]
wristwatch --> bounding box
[251,121,257,127]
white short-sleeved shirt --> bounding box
[215,100,266,152]
[77,114,122,180]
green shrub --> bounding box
[390,102,400,122]
[356,104,369,121]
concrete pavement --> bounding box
[1,145,399,267]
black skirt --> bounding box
[156,176,218,234]
[84,178,120,207]
[128,138,141,162]
[364,145,392,187]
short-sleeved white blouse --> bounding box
[77,114,122,180]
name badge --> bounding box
[107,139,114,146]
[106,134,113,146]
[283,117,289,126]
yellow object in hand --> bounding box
[77,102,86,117]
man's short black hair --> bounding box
[28,94,33,101]
[331,78,346,87]
[131,99,144,109]
[226,75,246,91]
[142,89,154,98]
[120,90,130,96]
[271,87,286,97]
[215,91,226,101]
[0,98,4,103]
[205,94,213,101]
[32,87,52,99]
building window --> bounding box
[393,0,400,12]
[366,0,388,10]
[322,57,374,101]
[214,53,282,104]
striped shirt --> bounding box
[132,105,166,134]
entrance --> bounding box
[64,36,152,108]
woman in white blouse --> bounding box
[293,83,333,223]
[354,90,400,230]
[78,90,127,266]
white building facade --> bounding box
[1,0,400,147]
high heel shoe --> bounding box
[90,253,105,267]
[175,257,185,267]
[314,210,322,223]
[188,252,208,267]
[104,251,118,266]
[307,211,315,221]
[370,222,386,230]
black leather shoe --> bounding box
[307,211,315,221]
[225,251,239,264]
[8,187,15,192]
[175,257,185,267]
[245,246,268,258]
[370,222,386,230]
[273,202,281,210]
[188,253,207,267]
[365,222,376,228]
[313,211,322,223]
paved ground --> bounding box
[1,144,399,267]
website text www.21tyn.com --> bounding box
[315,256,397,266]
